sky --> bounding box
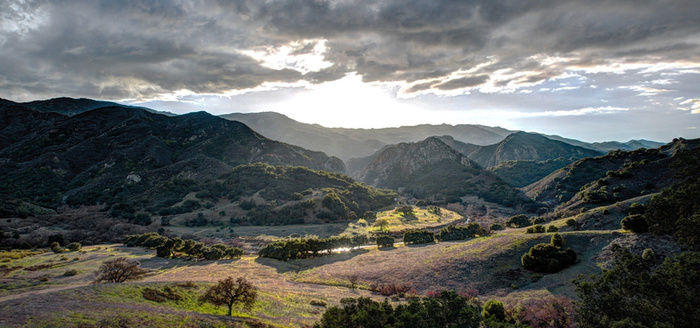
[1,0,700,142]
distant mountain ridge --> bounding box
[0,97,175,117]
[439,132,603,168]
[223,112,512,161]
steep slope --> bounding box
[525,138,700,211]
[464,132,603,168]
[0,105,346,217]
[356,137,528,206]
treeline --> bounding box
[403,223,489,245]
[124,232,243,260]
[258,235,368,261]
[314,291,529,328]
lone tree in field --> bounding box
[199,276,257,316]
[373,217,390,232]
[94,257,147,283]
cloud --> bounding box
[0,0,699,102]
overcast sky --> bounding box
[2,0,700,142]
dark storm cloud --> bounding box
[1,0,699,100]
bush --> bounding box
[437,223,485,241]
[376,235,395,248]
[50,241,63,253]
[403,230,435,245]
[482,299,506,321]
[551,233,563,247]
[565,219,577,227]
[67,242,82,252]
[521,234,576,273]
[526,225,545,233]
[63,269,78,276]
[489,223,505,231]
[506,214,531,228]
[546,225,559,233]
[621,214,649,233]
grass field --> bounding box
[0,202,647,327]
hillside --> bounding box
[223,112,512,160]
[440,132,602,168]
[0,104,347,219]
[355,137,529,207]
[525,138,700,212]
[0,97,174,117]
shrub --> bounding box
[437,223,485,241]
[551,233,563,247]
[403,230,435,245]
[546,225,559,233]
[310,300,327,307]
[489,223,505,231]
[521,234,576,273]
[63,269,78,276]
[506,214,531,228]
[526,225,545,233]
[621,214,649,233]
[50,241,63,253]
[565,219,577,227]
[482,299,506,321]
[376,235,395,248]
[67,242,82,252]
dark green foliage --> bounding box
[645,176,700,247]
[506,214,531,228]
[526,225,545,233]
[627,202,646,215]
[395,205,414,216]
[621,214,649,233]
[258,235,368,261]
[521,234,576,273]
[67,242,82,252]
[546,225,559,233]
[489,223,505,231]
[184,213,208,227]
[376,235,395,248]
[125,232,242,260]
[565,219,577,227]
[313,291,483,328]
[133,213,152,226]
[482,299,506,322]
[437,223,486,241]
[551,233,563,247]
[47,233,64,246]
[403,229,435,245]
[50,241,63,253]
[573,245,700,328]
[426,205,442,216]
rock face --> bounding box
[358,137,479,187]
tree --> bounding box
[94,257,147,283]
[395,205,414,216]
[199,276,257,316]
[506,214,531,228]
[620,214,649,233]
[374,218,390,232]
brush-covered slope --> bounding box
[356,137,528,206]
[0,104,346,217]
[0,97,173,116]
[525,137,700,211]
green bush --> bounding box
[546,225,559,233]
[621,214,649,233]
[63,269,78,276]
[376,235,395,248]
[50,241,63,253]
[403,230,435,245]
[482,299,506,322]
[565,218,577,227]
[526,225,545,233]
[506,214,531,228]
[489,223,504,231]
[437,223,485,241]
[67,242,82,252]
[521,234,576,273]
